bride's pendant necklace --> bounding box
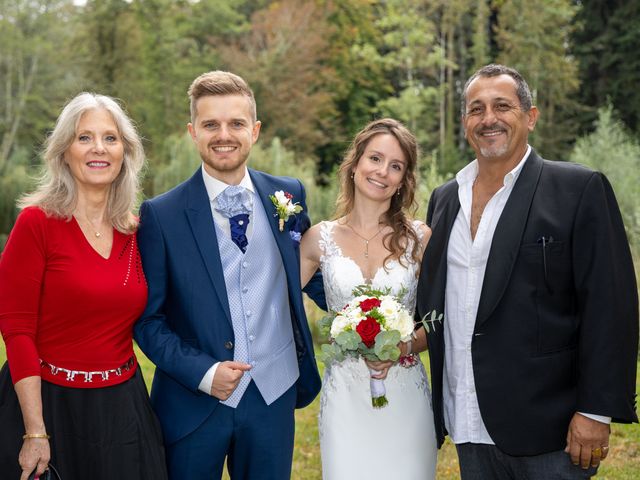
[345,222,384,258]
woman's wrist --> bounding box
[401,339,412,356]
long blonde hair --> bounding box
[335,118,420,266]
[18,93,145,233]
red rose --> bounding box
[356,316,381,347]
[359,297,381,312]
[284,192,293,199]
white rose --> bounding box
[346,310,364,328]
[378,296,400,321]
[330,314,351,338]
[395,308,414,339]
[353,295,370,305]
[274,190,288,204]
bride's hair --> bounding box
[334,118,421,267]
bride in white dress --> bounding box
[300,119,437,480]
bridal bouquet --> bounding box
[319,285,414,408]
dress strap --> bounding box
[318,221,341,258]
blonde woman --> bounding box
[0,93,167,480]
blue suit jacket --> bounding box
[134,168,321,445]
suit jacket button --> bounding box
[224,341,233,350]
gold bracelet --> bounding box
[22,433,50,440]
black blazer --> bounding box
[417,150,638,456]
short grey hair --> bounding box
[461,64,533,116]
[19,92,145,233]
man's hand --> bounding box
[565,413,610,469]
[210,361,252,400]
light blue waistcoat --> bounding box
[215,192,299,408]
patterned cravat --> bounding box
[215,185,252,253]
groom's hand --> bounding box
[565,412,610,469]
[211,361,252,400]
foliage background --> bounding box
[1,0,639,477]
[1,0,639,259]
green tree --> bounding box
[374,0,442,147]
[569,105,640,256]
[0,0,80,172]
[318,0,389,173]
[494,0,580,159]
[470,0,491,70]
[0,146,34,234]
[218,0,337,160]
[572,0,640,135]
[75,0,138,95]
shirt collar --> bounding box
[456,145,531,188]
[201,165,255,203]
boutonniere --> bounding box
[419,310,444,333]
[269,190,303,231]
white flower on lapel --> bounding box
[269,190,303,231]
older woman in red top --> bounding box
[0,93,167,480]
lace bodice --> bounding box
[318,220,424,314]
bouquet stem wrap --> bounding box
[368,368,388,408]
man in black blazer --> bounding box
[417,64,638,479]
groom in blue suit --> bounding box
[134,71,321,479]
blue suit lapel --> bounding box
[184,171,232,324]
[475,151,544,327]
[249,170,302,296]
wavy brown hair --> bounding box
[334,118,421,267]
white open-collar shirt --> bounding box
[443,146,530,444]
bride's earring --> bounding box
[351,172,355,180]
[396,187,401,196]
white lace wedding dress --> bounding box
[318,221,437,480]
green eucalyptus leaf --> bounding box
[318,314,335,338]
[335,330,360,350]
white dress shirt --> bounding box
[197,165,255,395]
[443,146,530,444]
[443,146,608,445]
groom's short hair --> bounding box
[188,71,257,122]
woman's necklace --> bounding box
[345,222,384,258]
[81,214,104,238]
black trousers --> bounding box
[456,443,598,480]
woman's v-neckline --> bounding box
[71,216,115,260]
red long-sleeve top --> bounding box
[0,206,147,388]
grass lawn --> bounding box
[1,340,638,479]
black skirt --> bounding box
[0,363,168,480]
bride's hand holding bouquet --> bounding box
[318,285,414,408]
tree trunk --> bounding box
[0,55,38,172]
